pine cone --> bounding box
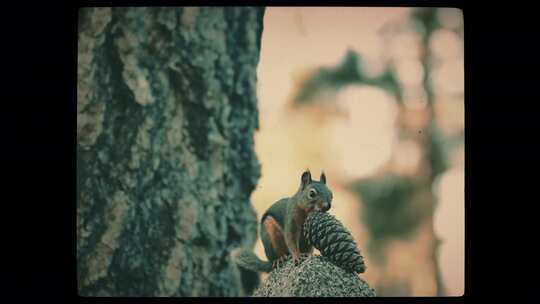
[304,211,366,274]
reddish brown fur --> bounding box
[263,216,289,258]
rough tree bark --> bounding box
[77,7,265,296]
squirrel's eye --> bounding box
[308,189,317,199]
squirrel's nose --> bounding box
[322,202,330,211]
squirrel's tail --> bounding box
[231,248,273,273]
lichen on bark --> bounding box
[77,7,265,296]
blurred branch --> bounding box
[410,7,447,296]
[347,175,425,263]
[292,49,402,105]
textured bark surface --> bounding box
[253,255,376,297]
[77,7,265,296]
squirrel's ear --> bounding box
[320,172,326,184]
[301,169,312,189]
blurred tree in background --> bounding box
[290,7,464,296]
[77,7,265,296]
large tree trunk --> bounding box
[77,7,265,296]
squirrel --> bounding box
[232,169,333,273]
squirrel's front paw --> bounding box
[273,255,289,269]
[292,254,303,266]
